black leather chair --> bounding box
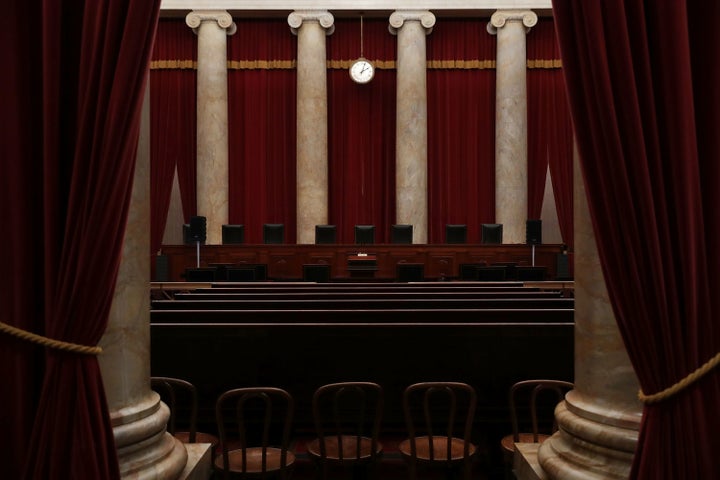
[445,224,467,244]
[221,224,245,244]
[315,225,337,244]
[263,223,285,244]
[391,224,413,244]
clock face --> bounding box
[350,59,375,84]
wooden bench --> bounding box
[151,313,574,440]
[151,297,574,311]
[170,290,564,301]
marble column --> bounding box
[100,88,187,479]
[186,11,236,245]
[536,150,642,479]
[288,10,334,244]
[487,10,536,244]
[390,11,435,244]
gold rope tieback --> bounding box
[638,351,720,404]
[0,321,102,355]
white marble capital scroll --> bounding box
[288,10,335,36]
[388,10,437,35]
[487,10,537,244]
[186,10,237,35]
[486,10,538,35]
[289,11,334,244]
[186,11,236,245]
[389,10,435,244]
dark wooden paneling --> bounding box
[158,243,567,281]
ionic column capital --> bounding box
[487,9,538,35]
[288,10,335,36]
[186,10,237,35]
[388,10,436,35]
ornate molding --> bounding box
[186,10,237,35]
[288,10,335,36]
[388,10,436,36]
[487,9,538,35]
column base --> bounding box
[113,392,188,479]
[537,396,639,480]
[179,443,213,480]
[514,443,548,480]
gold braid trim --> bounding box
[150,58,560,71]
[150,60,197,70]
[638,351,720,404]
[0,321,102,355]
[527,59,563,69]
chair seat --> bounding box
[399,436,476,462]
[214,447,296,474]
[500,433,551,462]
[307,435,382,462]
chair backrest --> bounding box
[475,266,506,281]
[396,263,425,282]
[354,225,375,245]
[508,379,574,443]
[391,224,413,244]
[458,262,487,280]
[263,223,285,244]
[303,264,331,283]
[402,382,477,465]
[445,224,467,244]
[215,387,295,477]
[315,225,337,244]
[226,267,256,282]
[516,266,547,281]
[311,382,384,464]
[184,267,216,282]
[222,224,245,244]
[481,223,503,244]
[151,376,199,442]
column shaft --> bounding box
[100,86,187,479]
[289,11,334,244]
[488,10,536,243]
[187,11,236,245]
[536,149,641,479]
[390,11,435,244]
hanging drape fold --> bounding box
[150,19,198,253]
[1,1,161,478]
[553,1,720,477]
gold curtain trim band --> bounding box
[527,59,563,69]
[151,58,560,71]
[427,59,496,69]
[228,60,296,69]
[150,60,197,69]
[638,351,720,404]
[0,321,102,355]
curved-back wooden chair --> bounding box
[399,382,478,480]
[307,381,384,479]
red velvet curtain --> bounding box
[553,1,720,477]
[150,19,197,253]
[0,1,160,479]
[527,18,574,247]
[327,18,397,243]
[427,19,496,243]
[228,19,297,243]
